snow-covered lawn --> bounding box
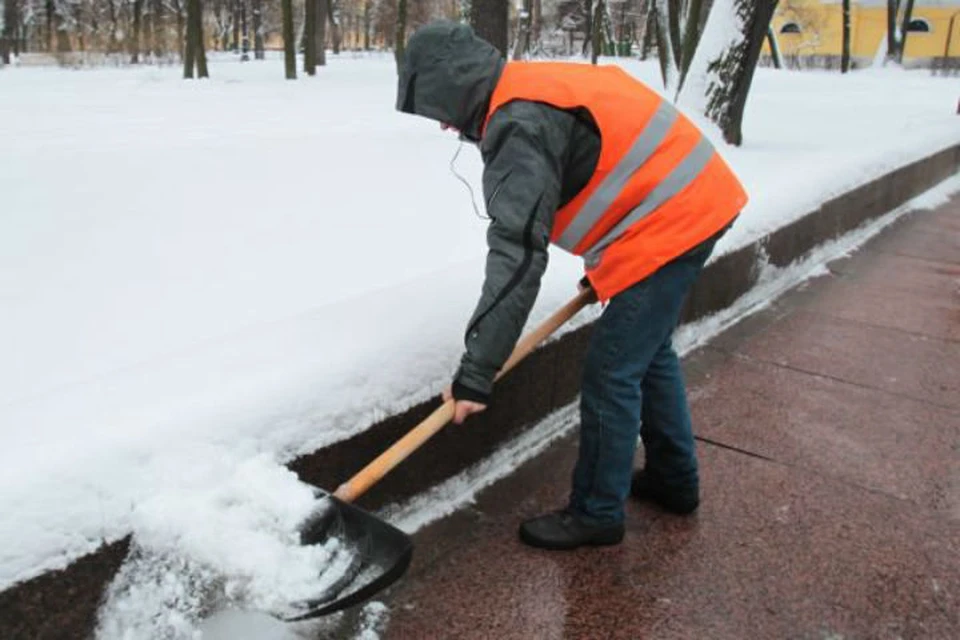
[1,52,958,634]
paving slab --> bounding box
[691,352,959,517]
[731,310,960,410]
[384,439,960,640]
[374,195,960,639]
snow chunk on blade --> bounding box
[95,454,410,638]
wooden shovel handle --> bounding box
[333,288,596,503]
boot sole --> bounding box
[518,526,625,551]
[630,491,699,515]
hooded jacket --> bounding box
[397,22,603,404]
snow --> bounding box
[1,51,958,635]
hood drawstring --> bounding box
[450,140,489,221]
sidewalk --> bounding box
[378,194,960,639]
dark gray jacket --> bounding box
[397,21,600,403]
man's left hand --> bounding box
[442,386,488,424]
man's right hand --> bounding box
[442,386,487,425]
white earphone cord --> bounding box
[449,140,489,220]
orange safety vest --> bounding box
[483,62,748,302]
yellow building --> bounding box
[768,0,960,66]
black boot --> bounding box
[519,509,624,550]
[630,469,699,515]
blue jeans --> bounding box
[569,232,723,524]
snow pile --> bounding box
[0,53,958,631]
[94,454,351,638]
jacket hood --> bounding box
[396,21,504,142]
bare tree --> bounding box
[363,0,371,50]
[649,0,715,92]
[231,0,239,51]
[305,0,317,73]
[240,0,248,59]
[590,0,603,64]
[183,0,208,77]
[282,0,295,78]
[841,0,850,72]
[512,0,532,59]
[328,0,341,54]
[651,1,678,88]
[394,0,407,69]
[151,0,166,58]
[252,0,263,58]
[171,0,186,59]
[680,0,778,146]
[131,0,144,63]
[470,0,508,55]
[886,0,899,63]
[317,0,328,65]
[531,0,542,53]
[2,0,18,63]
[896,0,915,64]
[883,0,916,65]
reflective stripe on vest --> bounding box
[554,100,679,252]
[583,136,716,267]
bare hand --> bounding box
[442,386,487,425]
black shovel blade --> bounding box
[282,494,413,622]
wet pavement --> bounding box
[378,194,960,639]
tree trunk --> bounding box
[652,0,678,89]
[304,0,317,74]
[640,0,656,60]
[667,0,682,66]
[328,0,341,54]
[152,0,165,58]
[841,0,851,72]
[897,0,915,64]
[394,0,407,69]
[231,0,240,51]
[766,24,782,69]
[54,2,70,53]
[196,0,208,76]
[240,0,248,59]
[184,0,208,77]
[252,0,263,58]
[184,0,196,74]
[74,0,84,52]
[886,0,900,64]
[682,0,779,146]
[282,0,295,78]
[131,0,144,63]
[678,0,705,81]
[15,1,24,55]
[531,0,542,53]
[582,0,593,57]
[591,0,604,64]
[512,0,532,60]
[363,0,371,50]
[470,0,508,56]
[45,0,53,51]
[317,0,327,65]
[173,0,185,60]
[2,0,16,63]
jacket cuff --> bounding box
[451,379,491,406]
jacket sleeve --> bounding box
[452,100,575,403]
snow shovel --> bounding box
[286,288,596,621]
